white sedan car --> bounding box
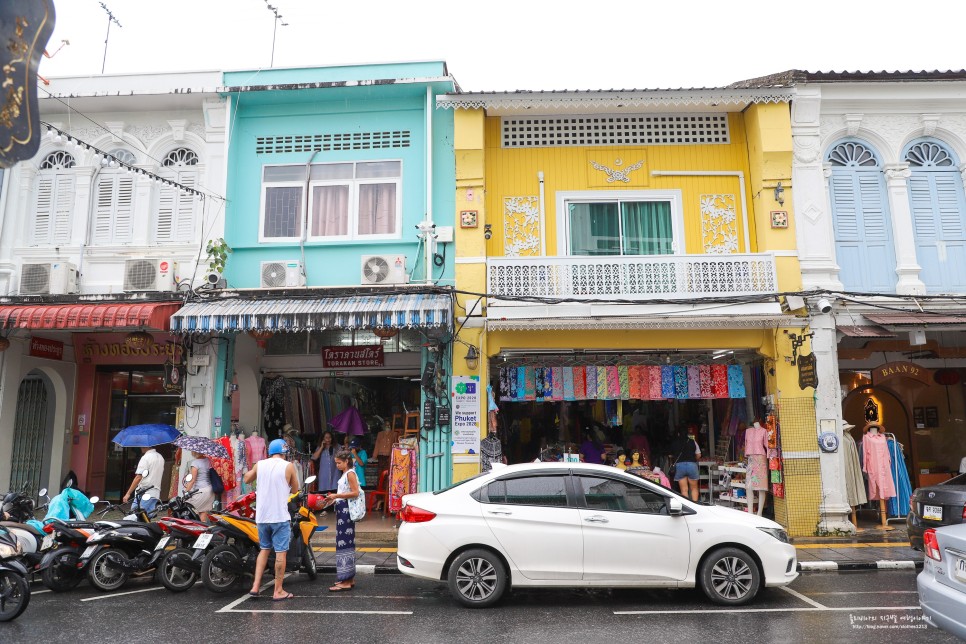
[397,462,798,608]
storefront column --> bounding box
[182,337,220,440]
[882,164,926,295]
[813,311,856,535]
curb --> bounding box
[318,564,401,575]
[798,560,922,572]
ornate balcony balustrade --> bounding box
[487,254,778,302]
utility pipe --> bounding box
[650,170,750,253]
[538,171,546,256]
[424,86,434,283]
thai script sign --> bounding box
[29,336,63,360]
[321,345,384,368]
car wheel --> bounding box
[699,547,761,606]
[447,549,507,608]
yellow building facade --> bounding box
[441,88,823,536]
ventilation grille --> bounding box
[261,262,288,287]
[125,259,158,290]
[256,131,411,154]
[502,114,730,148]
[20,264,51,295]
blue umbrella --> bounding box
[112,423,180,447]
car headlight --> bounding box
[758,527,790,543]
[0,543,19,558]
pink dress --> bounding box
[861,433,896,500]
[745,425,769,491]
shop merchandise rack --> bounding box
[698,461,726,504]
[715,463,753,512]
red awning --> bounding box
[0,302,182,331]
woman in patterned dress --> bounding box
[325,450,361,592]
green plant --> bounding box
[205,238,232,274]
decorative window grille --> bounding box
[905,141,954,167]
[502,114,730,148]
[108,148,137,165]
[255,131,412,154]
[827,142,879,167]
[162,148,199,167]
[156,148,199,243]
[39,151,75,169]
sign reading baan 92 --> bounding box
[322,345,384,368]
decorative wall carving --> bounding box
[700,194,739,254]
[130,124,165,141]
[188,122,207,139]
[503,196,541,257]
[589,158,644,183]
[883,164,911,182]
[794,135,820,164]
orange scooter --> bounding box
[199,476,318,592]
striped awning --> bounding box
[170,293,452,333]
[0,302,181,331]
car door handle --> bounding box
[584,515,608,523]
[487,510,513,516]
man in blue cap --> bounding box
[243,438,298,601]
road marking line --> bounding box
[808,591,918,595]
[779,585,827,609]
[614,606,920,615]
[223,609,413,615]
[80,586,165,602]
[31,589,52,595]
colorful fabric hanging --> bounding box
[515,367,525,400]
[628,366,643,399]
[727,364,746,398]
[563,367,575,400]
[499,368,510,401]
[551,367,564,400]
[606,366,620,399]
[585,366,598,400]
[771,482,785,498]
[597,366,609,400]
[648,366,663,399]
[711,364,728,397]
[699,365,712,398]
[574,367,587,400]
[687,366,701,398]
[524,367,536,400]
[535,367,545,400]
[618,366,630,399]
[673,366,688,399]
[660,366,675,398]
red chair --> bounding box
[367,470,389,516]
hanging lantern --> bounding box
[248,329,274,348]
[372,327,398,341]
[125,330,154,350]
[0,336,9,352]
[934,369,961,386]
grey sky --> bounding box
[41,0,966,91]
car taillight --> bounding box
[399,504,436,523]
[962,504,966,520]
[923,528,942,562]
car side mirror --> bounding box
[89,496,100,504]
[39,488,47,497]
[667,497,683,516]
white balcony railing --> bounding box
[487,254,778,301]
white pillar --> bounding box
[883,163,926,295]
[812,311,855,535]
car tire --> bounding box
[447,548,507,608]
[699,547,761,606]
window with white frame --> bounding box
[558,191,682,256]
[32,151,77,246]
[261,160,401,242]
[92,148,137,245]
[155,147,199,243]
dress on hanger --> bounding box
[841,432,867,507]
[861,433,896,500]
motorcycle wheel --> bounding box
[0,570,30,622]
[202,544,242,593]
[303,545,318,580]
[41,549,83,592]
[87,549,129,592]
[158,548,198,593]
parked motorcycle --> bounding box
[0,524,29,621]
[1,485,52,575]
[179,490,257,591]
[150,474,210,592]
[200,476,318,593]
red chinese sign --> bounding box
[322,345,384,368]
[29,336,63,360]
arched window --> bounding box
[92,148,137,245]
[156,147,199,243]
[826,140,896,292]
[32,151,77,246]
[903,138,966,292]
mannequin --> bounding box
[861,423,895,530]
[744,420,769,516]
[629,451,642,468]
[614,451,627,470]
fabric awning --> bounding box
[170,293,452,333]
[0,302,182,330]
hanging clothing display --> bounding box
[480,433,503,472]
[861,433,896,501]
[841,432,867,507]
[886,438,912,518]
[389,441,419,513]
[245,434,267,469]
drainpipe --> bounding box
[78,166,104,286]
[423,85,434,283]
[299,150,321,283]
[538,171,546,256]
[650,170,750,253]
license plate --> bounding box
[80,545,97,560]
[154,536,170,551]
[41,535,54,550]
[923,504,943,521]
[193,533,212,550]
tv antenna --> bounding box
[264,1,289,67]
[99,3,122,74]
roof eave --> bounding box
[435,88,792,112]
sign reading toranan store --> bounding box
[872,361,933,386]
[321,345,384,368]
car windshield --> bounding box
[433,472,487,495]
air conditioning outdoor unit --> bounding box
[19,262,79,295]
[260,261,305,288]
[124,258,178,292]
[361,254,409,285]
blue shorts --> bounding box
[674,461,699,481]
[257,521,291,552]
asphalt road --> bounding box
[1,569,957,644]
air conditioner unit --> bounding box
[124,258,178,292]
[20,262,78,295]
[260,260,305,288]
[361,254,409,285]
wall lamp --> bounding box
[774,181,785,207]
[464,344,480,370]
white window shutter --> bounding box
[33,175,54,245]
[174,171,197,241]
[52,175,74,244]
[93,176,115,244]
[156,179,176,242]
[114,176,135,243]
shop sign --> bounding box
[321,345,384,368]
[78,333,182,365]
[29,336,63,361]
[451,376,481,455]
[872,361,933,386]
[797,353,818,390]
